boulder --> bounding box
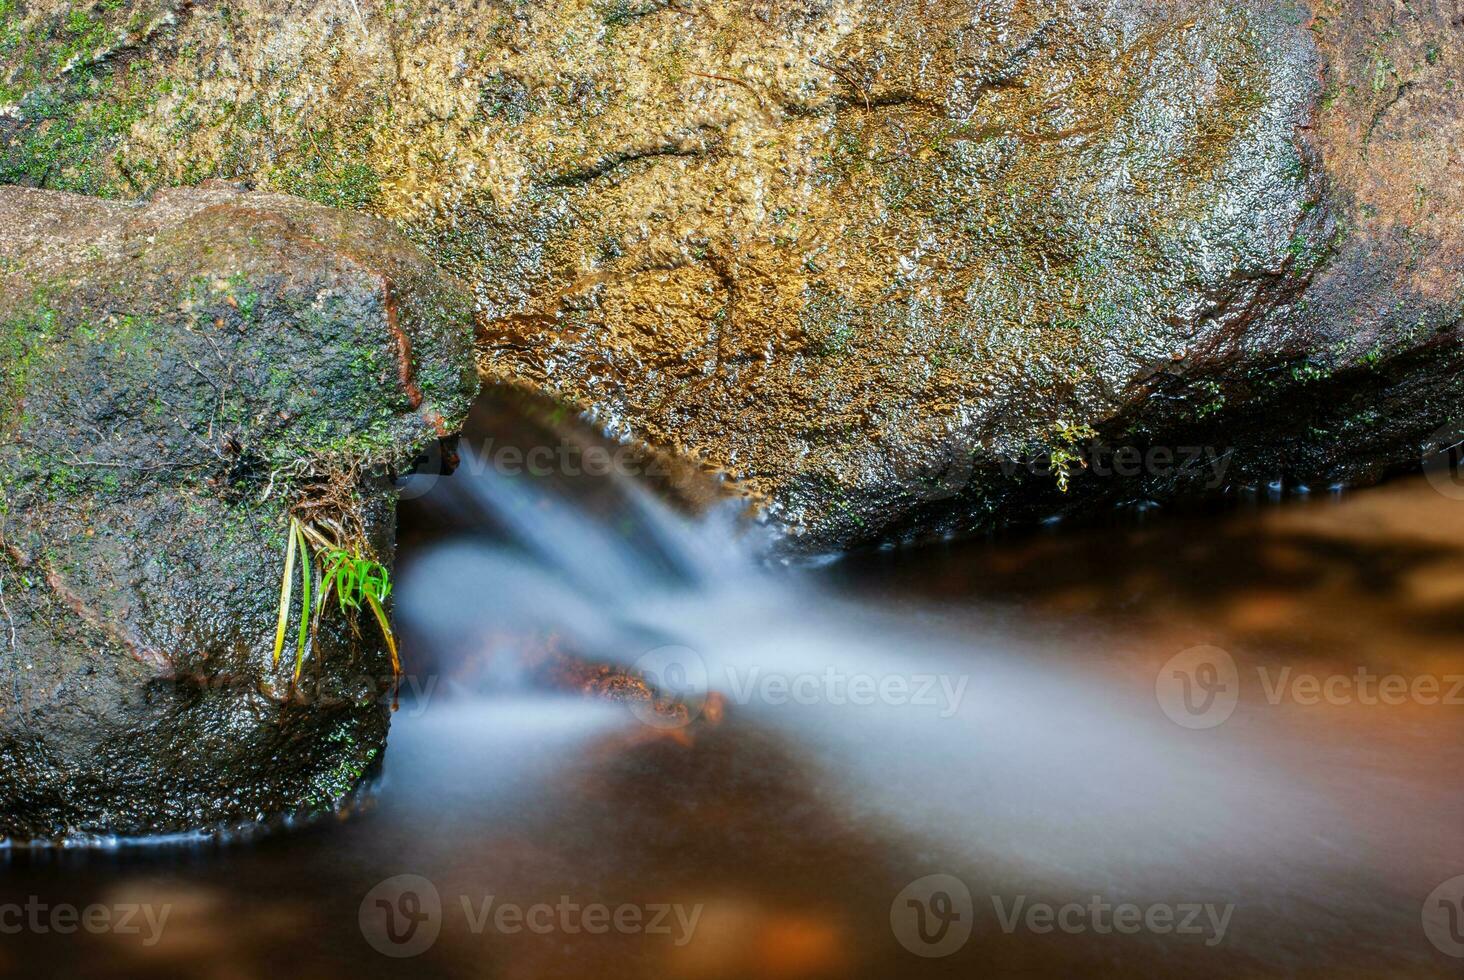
[0,184,477,839]
[2,0,1460,553]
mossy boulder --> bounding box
[2,0,1460,551]
[0,183,477,840]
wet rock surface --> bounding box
[0,184,477,839]
[1,0,1460,555]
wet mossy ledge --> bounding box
[6,0,1456,551]
[0,183,476,841]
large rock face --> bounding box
[2,0,1460,553]
[0,185,477,839]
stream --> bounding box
[1,392,1460,978]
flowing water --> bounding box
[2,391,1461,978]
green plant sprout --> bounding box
[1049,420,1097,493]
[315,541,399,677]
[274,517,399,682]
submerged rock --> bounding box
[0,184,477,839]
[2,0,1460,552]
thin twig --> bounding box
[56,451,206,473]
[687,71,774,120]
[812,57,871,112]
[182,355,226,440]
[0,572,16,653]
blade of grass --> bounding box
[311,562,337,648]
[364,593,400,676]
[272,519,298,665]
[294,522,313,681]
[339,555,361,612]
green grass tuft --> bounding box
[275,519,400,683]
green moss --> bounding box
[0,299,62,425]
[596,0,671,35]
[1289,361,1331,383]
[651,43,687,87]
[265,126,383,210]
[305,726,380,806]
[477,72,535,124]
[52,8,115,70]
[801,281,860,357]
[1286,228,1335,272]
[1194,379,1226,418]
[1370,61,1393,93]
[272,157,381,210]
[226,272,261,319]
[0,0,180,191]
[0,66,164,195]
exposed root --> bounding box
[285,457,370,547]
